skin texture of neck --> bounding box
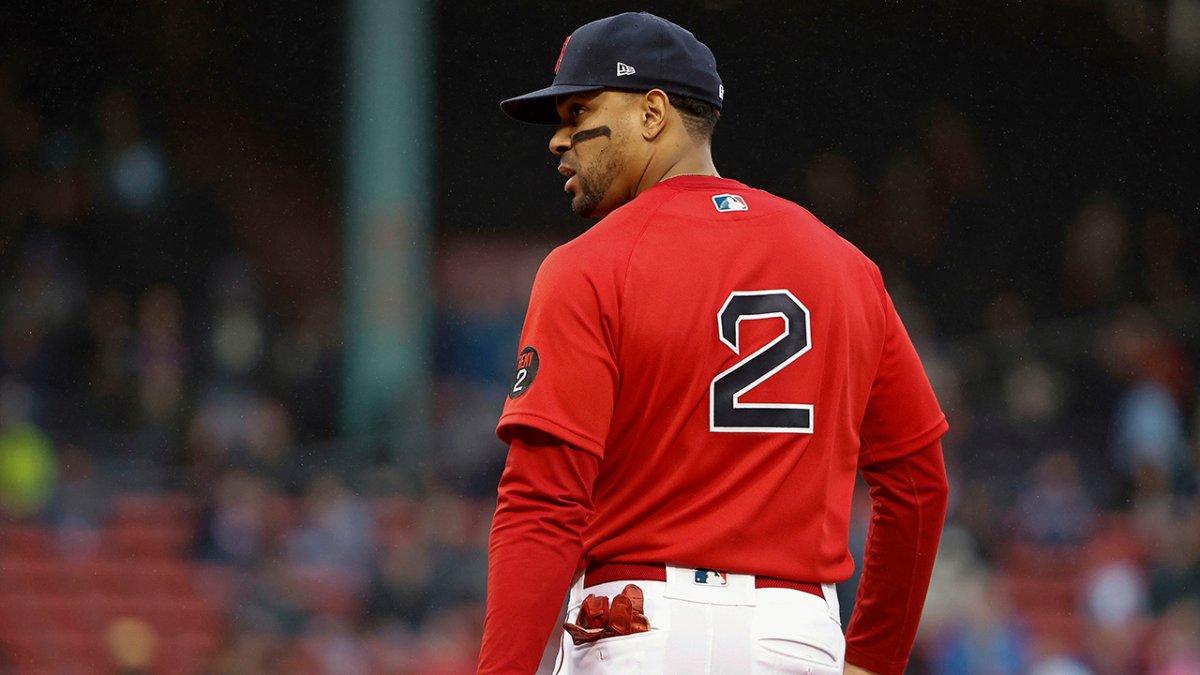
[633,134,719,199]
[658,151,720,182]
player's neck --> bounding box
[640,148,719,195]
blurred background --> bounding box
[0,0,1198,673]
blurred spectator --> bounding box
[244,397,297,477]
[1094,308,1194,493]
[1165,0,1200,88]
[920,523,991,641]
[931,574,1029,675]
[1143,502,1200,613]
[422,489,490,606]
[367,536,434,628]
[134,285,187,428]
[922,103,989,202]
[1146,598,1200,674]
[233,555,309,637]
[95,86,168,217]
[1114,379,1190,484]
[870,149,943,268]
[285,471,375,593]
[1003,361,1064,426]
[1,4,1199,671]
[206,253,266,377]
[84,290,137,431]
[1015,451,1097,545]
[432,380,508,498]
[44,441,104,558]
[1028,648,1095,675]
[1060,195,1131,313]
[1082,556,1151,674]
[196,468,275,565]
[1140,213,1195,305]
[1083,558,1149,628]
[304,615,373,675]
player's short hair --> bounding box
[668,93,720,141]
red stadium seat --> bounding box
[0,524,51,561]
[289,564,364,618]
[140,595,222,637]
[110,493,196,530]
[1000,540,1086,651]
[103,522,193,560]
[0,557,63,596]
[1003,540,1084,575]
[45,630,110,674]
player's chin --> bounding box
[571,200,610,219]
[569,194,602,219]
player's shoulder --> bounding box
[749,186,889,295]
[533,216,635,293]
[546,196,659,267]
[748,186,882,260]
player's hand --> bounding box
[844,664,878,675]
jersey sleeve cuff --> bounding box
[860,414,948,466]
[496,412,606,458]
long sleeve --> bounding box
[477,428,600,675]
[844,438,949,675]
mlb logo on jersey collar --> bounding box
[694,569,728,586]
[712,193,748,212]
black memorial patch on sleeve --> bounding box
[508,346,540,399]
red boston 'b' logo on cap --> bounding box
[554,35,571,73]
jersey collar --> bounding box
[652,175,748,191]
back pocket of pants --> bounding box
[753,634,843,674]
[751,590,844,675]
[568,628,667,674]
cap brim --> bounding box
[500,84,605,124]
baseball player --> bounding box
[479,12,949,675]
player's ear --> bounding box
[639,89,669,141]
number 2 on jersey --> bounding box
[710,290,814,433]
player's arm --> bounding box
[478,426,600,675]
[843,438,949,675]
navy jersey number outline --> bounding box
[710,290,814,433]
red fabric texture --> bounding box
[845,438,950,675]
[483,175,949,672]
[497,176,946,581]
[477,430,598,675]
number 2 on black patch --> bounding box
[710,290,814,433]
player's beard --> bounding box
[571,147,624,218]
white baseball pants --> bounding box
[553,566,844,675]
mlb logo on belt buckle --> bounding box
[694,569,728,586]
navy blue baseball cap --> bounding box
[501,12,724,125]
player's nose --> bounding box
[549,126,572,156]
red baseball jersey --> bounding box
[496,175,946,583]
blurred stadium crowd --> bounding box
[2,1,1200,674]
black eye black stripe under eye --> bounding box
[571,126,612,145]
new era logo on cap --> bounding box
[712,194,748,212]
[616,62,636,76]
